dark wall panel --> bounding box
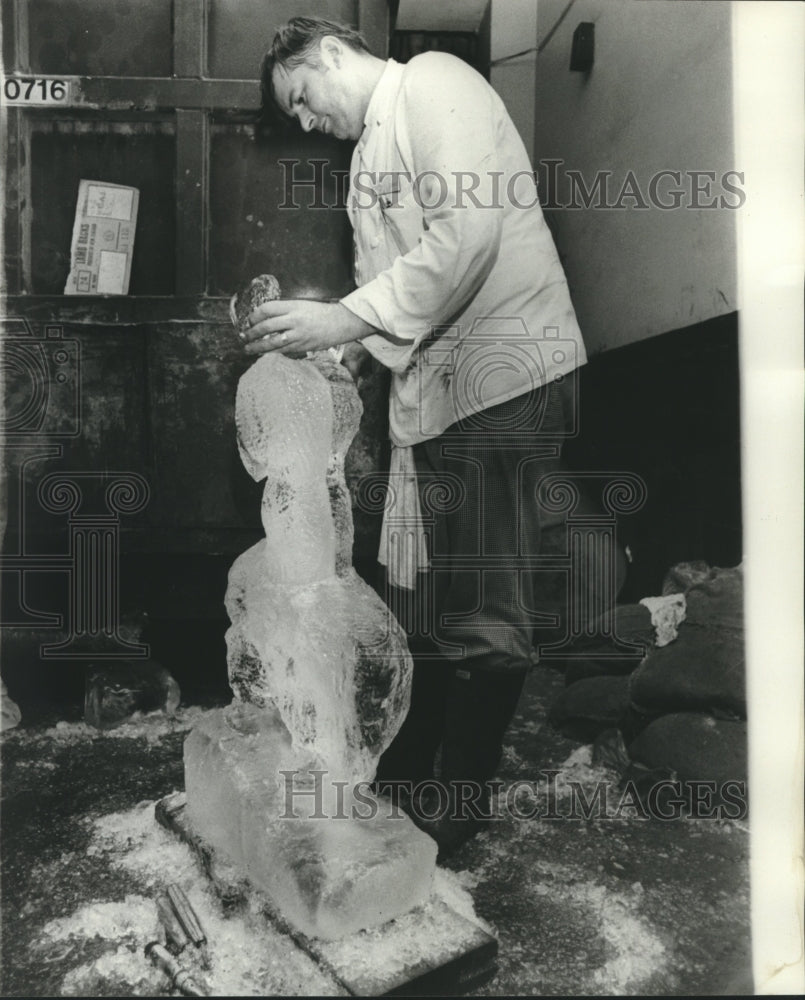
[145,323,259,536]
[27,0,173,76]
[207,0,358,79]
[2,323,150,551]
[29,123,176,295]
[208,125,352,298]
[563,313,742,600]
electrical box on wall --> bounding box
[570,22,595,72]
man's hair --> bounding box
[260,16,370,122]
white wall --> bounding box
[396,0,489,32]
[490,0,538,159]
[534,0,737,353]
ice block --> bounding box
[185,702,437,940]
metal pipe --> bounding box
[166,884,207,947]
[157,893,189,952]
[145,941,209,997]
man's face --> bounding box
[272,41,365,142]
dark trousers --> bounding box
[375,658,528,790]
[376,380,571,791]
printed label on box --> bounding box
[64,180,139,295]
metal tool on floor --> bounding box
[156,893,190,952]
[145,941,209,997]
[165,883,211,968]
[149,882,211,995]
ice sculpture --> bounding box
[184,277,436,940]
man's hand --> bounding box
[238,300,375,357]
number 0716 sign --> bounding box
[2,76,71,105]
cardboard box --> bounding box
[64,180,139,295]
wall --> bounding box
[490,0,538,158]
[534,0,737,353]
[395,0,489,32]
[563,313,742,600]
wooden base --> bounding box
[155,792,498,997]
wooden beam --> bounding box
[358,0,390,58]
[1,110,23,294]
[2,76,261,111]
[175,109,209,295]
[1,295,234,325]
[12,0,31,73]
[173,0,206,78]
[18,114,33,292]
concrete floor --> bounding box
[0,666,752,996]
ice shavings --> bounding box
[45,799,342,996]
[4,705,214,746]
[35,896,164,996]
[60,944,161,996]
[41,895,159,945]
[528,872,667,994]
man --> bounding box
[240,16,587,854]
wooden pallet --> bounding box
[155,792,498,997]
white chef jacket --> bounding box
[340,52,587,448]
[339,52,587,586]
